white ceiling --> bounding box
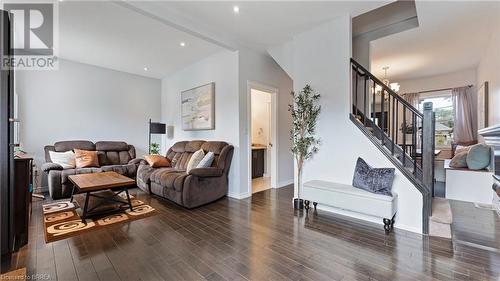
[370,1,500,81]
[58,1,392,79]
[58,1,224,79]
[130,1,391,50]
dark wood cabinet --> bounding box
[12,155,32,251]
[252,148,265,179]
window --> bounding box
[418,91,454,148]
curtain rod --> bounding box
[402,84,473,95]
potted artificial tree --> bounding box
[288,84,321,209]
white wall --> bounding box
[251,89,271,146]
[251,89,272,175]
[238,48,294,195]
[276,16,423,233]
[161,50,240,196]
[397,68,478,137]
[16,59,161,181]
[161,49,294,198]
[477,15,500,126]
[398,68,477,94]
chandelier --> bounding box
[374,66,400,96]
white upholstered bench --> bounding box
[303,180,398,231]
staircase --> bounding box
[350,58,438,235]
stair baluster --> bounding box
[350,58,435,234]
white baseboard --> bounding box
[227,191,251,199]
[276,179,293,188]
[315,204,422,234]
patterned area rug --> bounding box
[42,195,156,243]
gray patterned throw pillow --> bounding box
[352,157,395,196]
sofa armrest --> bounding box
[41,162,63,173]
[128,158,147,166]
[188,167,223,177]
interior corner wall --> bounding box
[477,14,500,126]
[238,48,294,194]
[160,50,241,197]
[15,59,161,187]
[291,16,423,233]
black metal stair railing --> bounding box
[350,58,435,234]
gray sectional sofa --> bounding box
[42,140,142,199]
[136,140,234,208]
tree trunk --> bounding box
[297,165,302,199]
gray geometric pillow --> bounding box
[352,157,395,196]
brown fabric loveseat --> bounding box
[42,140,142,199]
[136,140,234,208]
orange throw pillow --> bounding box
[74,149,100,168]
[144,155,171,168]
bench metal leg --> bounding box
[313,202,317,209]
[383,215,396,233]
[304,200,310,211]
[383,218,391,232]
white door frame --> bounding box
[247,81,278,195]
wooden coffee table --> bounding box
[68,172,136,221]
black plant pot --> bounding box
[293,198,304,209]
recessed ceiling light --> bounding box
[143,67,148,71]
[233,6,239,14]
[180,42,186,47]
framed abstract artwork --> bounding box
[181,82,215,131]
[477,81,489,130]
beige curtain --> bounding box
[404,92,419,108]
[403,92,419,126]
[452,86,476,142]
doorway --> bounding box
[248,83,277,194]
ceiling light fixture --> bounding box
[143,67,149,71]
[373,66,400,99]
[180,42,186,47]
[233,6,240,14]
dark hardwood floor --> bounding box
[451,200,500,253]
[6,186,500,281]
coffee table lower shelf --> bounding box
[70,187,134,222]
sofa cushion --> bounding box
[352,157,395,196]
[185,141,205,152]
[449,151,468,168]
[95,141,129,151]
[197,152,215,168]
[201,141,228,154]
[171,141,188,153]
[145,155,170,168]
[41,162,64,172]
[137,164,155,185]
[101,164,137,178]
[54,140,95,152]
[466,144,491,170]
[49,150,76,169]
[75,149,100,168]
[60,168,102,184]
[95,142,134,165]
[186,149,205,173]
[173,152,193,170]
[154,171,188,192]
